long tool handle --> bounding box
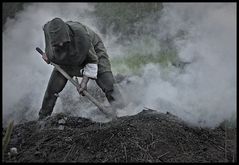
[35,47,111,116]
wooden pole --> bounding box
[36,47,115,118]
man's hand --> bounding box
[42,53,50,64]
[76,76,89,96]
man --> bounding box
[38,17,124,120]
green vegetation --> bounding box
[93,3,163,41]
[2,120,14,160]
[2,3,26,27]
[94,3,184,75]
[111,49,178,75]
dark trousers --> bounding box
[39,68,117,118]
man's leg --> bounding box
[38,68,68,120]
[96,71,125,109]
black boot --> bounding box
[38,93,58,120]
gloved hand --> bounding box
[42,53,50,64]
[77,76,89,96]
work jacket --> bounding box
[43,19,111,79]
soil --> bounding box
[2,109,237,163]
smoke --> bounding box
[2,3,98,125]
[118,3,236,128]
[3,3,236,128]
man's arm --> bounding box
[77,63,98,95]
[77,43,98,95]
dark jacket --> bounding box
[43,18,111,76]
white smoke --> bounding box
[3,3,236,128]
[118,3,236,128]
[2,3,99,125]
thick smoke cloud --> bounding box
[119,3,236,128]
[3,3,236,128]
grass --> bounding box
[2,120,14,160]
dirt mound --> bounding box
[2,110,237,163]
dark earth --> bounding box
[2,109,237,163]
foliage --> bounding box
[2,3,26,26]
[93,3,163,41]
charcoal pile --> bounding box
[2,110,237,163]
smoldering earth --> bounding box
[2,110,237,162]
[2,3,236,129]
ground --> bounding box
[2,109,237,163]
